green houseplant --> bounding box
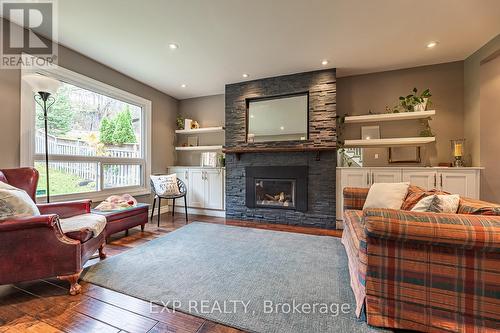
[399,87,432,112]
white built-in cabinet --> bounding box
[336,167,482,225]
[168,167,225,216]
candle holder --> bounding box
[451,139,466,167]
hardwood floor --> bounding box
[0,214,341,333]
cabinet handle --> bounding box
[185,170,188,180]
[371,172,374,184]
[434,174,437,188]
[440,174,443,188]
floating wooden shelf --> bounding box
[175,145,223,151]
[344,110,435,124]
[343,137,435,147]
[175,126,225,134]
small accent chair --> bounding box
[150,177,188,226]
[0,167,106,295]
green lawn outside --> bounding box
[35,162,96,197]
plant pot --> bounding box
[414,98,428,111]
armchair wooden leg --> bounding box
[58,270,83,296]
[141,224,145,231]
[98,244,107,259]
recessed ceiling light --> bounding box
[168,43,179,50]
[280,126,285,130]
[426,41,438,48]
[242,73,249,78]
[321,60,329,66]
[181,84,187,88]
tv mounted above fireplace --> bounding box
[246,92,308,143]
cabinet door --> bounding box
[169,168,188,207]
[204,169,224,210]
[188,169,205,208]
[371,169,402,184]
[439,171,479,199]
[402,169,437,190]
[340,169,370,190]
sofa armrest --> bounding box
[364,208,500,251]
[0,214,58,232]
[37,200,92,218]
[343,187,369,210]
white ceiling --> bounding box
[56,0,500,99]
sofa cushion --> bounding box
[363,182,410,210]
[59,213,106,238]
[457,197,500,215]
[0,181,40,220]
[401,185,449,210]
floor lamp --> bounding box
[23,73,61,203]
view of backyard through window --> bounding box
[34,80,143,197]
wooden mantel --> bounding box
[223,146,336,160]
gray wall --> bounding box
[0,19,178,204]
[479,54,500,203]
[464,34,500,167]
[177,94,225,166]
[337,61,464,167]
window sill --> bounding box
[36,187,151,204]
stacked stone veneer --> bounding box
[225,69,337,228]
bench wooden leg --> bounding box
[125,229,129,236]
[58,270,82,296]
[98,244,107,259]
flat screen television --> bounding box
[247,93,308,143]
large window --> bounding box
[21,63,151,201]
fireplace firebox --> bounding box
[246,166,307,211]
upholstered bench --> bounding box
[92,203,149,240]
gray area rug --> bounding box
[82,222,382,333]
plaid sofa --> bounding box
[341,187,500,332]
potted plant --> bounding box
[176,115,185,130]
[399,88,432,112]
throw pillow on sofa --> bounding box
[401,185,450,210]
[363,182,410,210]
[411,194,460,213]
[0,181,40,220]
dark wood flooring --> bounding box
[0,214,342,333]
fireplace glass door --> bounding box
[255,178,296,209]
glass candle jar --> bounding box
[451,139,466,167]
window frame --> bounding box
[20,58,152,202]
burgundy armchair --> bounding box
[0,167,106,295]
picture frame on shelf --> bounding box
[388,146,421,164]
[361,125,380,140]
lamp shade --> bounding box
[23,73,61,95]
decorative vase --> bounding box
[414,98,428,111]
[184,119,192,130]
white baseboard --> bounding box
[170,205,226,218]
[148,205,169,217]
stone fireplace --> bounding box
[224,69,337,228]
